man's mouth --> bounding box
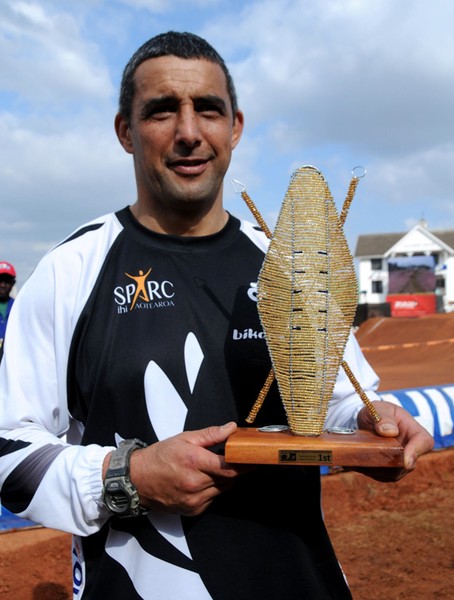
[168,158,209,176]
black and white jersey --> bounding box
[0,208,380,599]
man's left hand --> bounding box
[354,400,434,482]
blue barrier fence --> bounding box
[378,384,454,450]
[0,506,38,531]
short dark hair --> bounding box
[119,31,238,124]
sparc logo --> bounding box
[114,267,175,313]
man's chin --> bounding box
[168,182,222,208]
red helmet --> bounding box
[0,262,16,278]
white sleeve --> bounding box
[0,218,119,535]
[324,331,382,430]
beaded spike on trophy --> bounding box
[235,165,380,436]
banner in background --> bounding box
[386,293,437,317]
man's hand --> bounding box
[128,422,246,516]
[355,400,434,481]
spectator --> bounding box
[0,261,16,350]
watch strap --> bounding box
[103,438,147,517]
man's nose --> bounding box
[175,108,202,147]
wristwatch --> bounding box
[102,438,148,517]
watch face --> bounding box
[105,480,131,514]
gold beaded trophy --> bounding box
[225,166,404,467]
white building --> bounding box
[354,220,454,315]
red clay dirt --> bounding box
[1,313,453,599]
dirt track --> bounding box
[324,447,454,600]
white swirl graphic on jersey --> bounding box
[107,332,212,599]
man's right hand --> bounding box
[129,421,245,516]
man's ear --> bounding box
[114,113,134,154]
[231,110,244,150]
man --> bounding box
[0,32,433,599]
[0,261,16,351]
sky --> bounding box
[1,0,454,289]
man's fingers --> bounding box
[186,421,238,449]
[403,430,434,470]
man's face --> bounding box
[116,56,243,215]
[0,276,14,302]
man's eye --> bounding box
[151,110,170,119]
[142,105,175,120]
[196,101,224,116]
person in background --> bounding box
[0,261,16,351]
[0,32,433,599]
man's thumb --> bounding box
[197,421,238,448]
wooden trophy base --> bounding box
[225,427,404,467]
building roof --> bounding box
[355,229,454,257]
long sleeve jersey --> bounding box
[0,208,380,599]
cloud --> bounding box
[0,0,113,109]
[118,0,221,10]
[1,111,132,226]
[206,0,454,157]
[367,143,454,226]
